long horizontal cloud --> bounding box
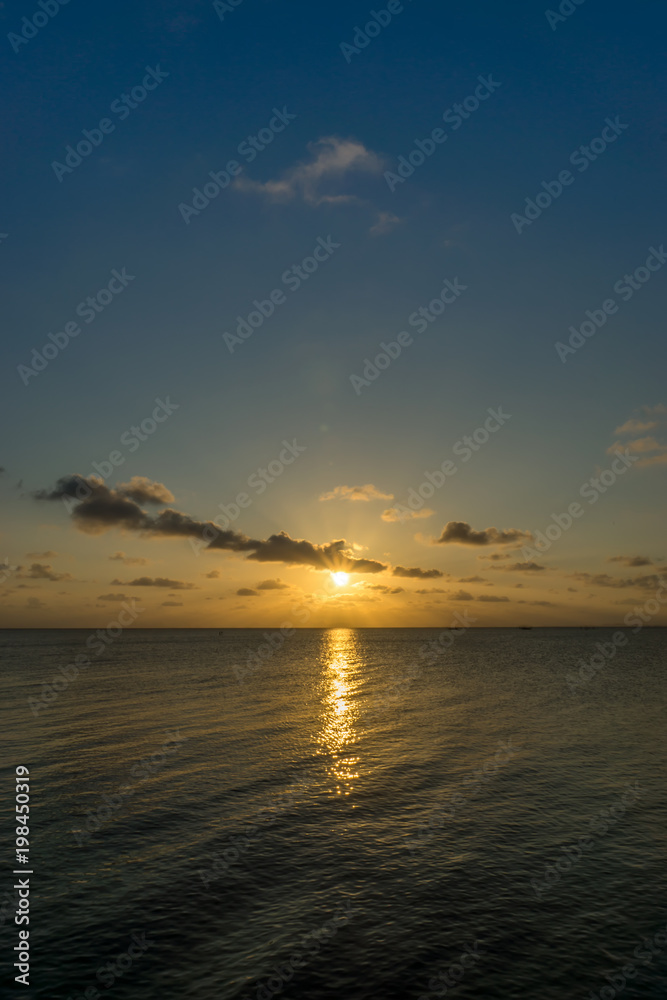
[110,577,197,589]
[32,475,388,575]
[435,521,532,546]
[320,483,393,502]
[392,565,444,579]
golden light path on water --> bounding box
[318,629,362,798]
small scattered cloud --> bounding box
[26,597,46,609]
[320,483,393,502]
[235,135,385,206]
[478,552,512,561]
[415,587,447,594]
[500,562,547,572]
[204,570,220,578]
[26,550,58,559]
[608,404,667,467]
[110,576,197,589]
[436,522,532,547]
[365,584,404,594]
[477,594,510,602]
[109,551,149,566]
[257,579,289,590]
[450,590,474,601]
[392,565,444,579]
[459,575,486,583]
[97,593,129,602]
[381,507,434,523]
[369,211,401,236]
[569,572,664,590]
[608,555,653,567]
[22,563,73,582]
[236,588,258,596]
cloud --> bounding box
[608,404,667,467]
[436,521,532,546]
[116,477,175,505]
[459,576,486,583]
[26,550,58,559]
[450,590,474,601]
[365,584,404,594]
[235,135,385,206]
[320,483,393,502]
[26,597,46,609]
[33,475,388,575]
[236,588,258,596]
[257,579,289,590]
[608,555,653,567]
[97,593,129,602]
[22,563,73,582]
[110,576,197,589]
[415,587,447,594]
[500,562,547,572]
[569,572,665,589]
[477,594,510,602]
[392,565,444,579]
[478,552,512,561]
[162,601,183,607]
[369,211,401,236]
[381,507,435,523]
[204,570,220,578]
[109,551,149,566]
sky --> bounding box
[1,0,666,627]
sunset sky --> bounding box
[1,0,666,626]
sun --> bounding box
[331,572,350,587]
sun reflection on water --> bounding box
[318,629,362,798]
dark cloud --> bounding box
[415,587,447,594]
[26,550,58,559]
[22,563,73,582]
[237,588,258,596]
[608,555,653,567]
[501,562,547,572]
[33,475,387,575]
[477,594,510,602]
[110,576,197,589]
[392,565,444,579]
[257,579,289,590]
[98,593,129,602]
[109,551,149,566]
[570,572,665,590]
[436,521,532,546]
[450,590,473,601]
[204,570,220,578]
[459,575,486,583]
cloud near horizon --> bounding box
[31,474,400,576]
[435,521,533,546]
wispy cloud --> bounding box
[381,507,434,522]
[320,483,394,502]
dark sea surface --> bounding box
[1,627,666,1000]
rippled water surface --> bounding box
[1,627,666,999]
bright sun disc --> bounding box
[331,572,349,587]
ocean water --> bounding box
[1,627,666,1000]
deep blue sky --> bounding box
[2,0,666,625]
